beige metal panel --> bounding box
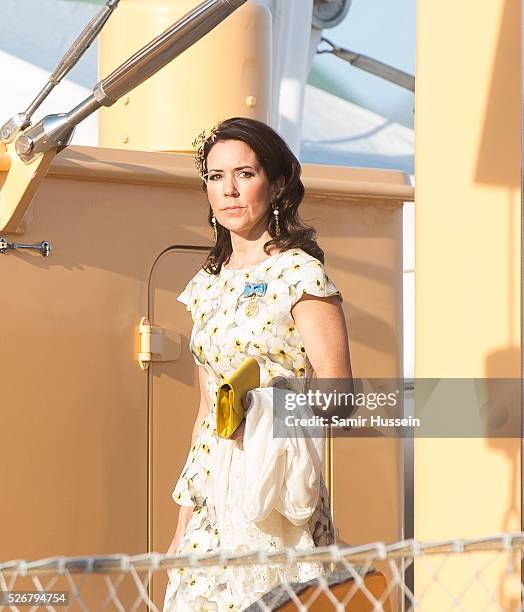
[0,165,210,606]
[315,197,404,610]
[301,162,412,202]
[98,0,272,152]
[415,0,521,607]
[2,177,147,560]
[326,198,403,541]
[1,182,151,608]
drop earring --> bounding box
[211,213,217,244]
[272,202,280,237]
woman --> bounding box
[163,117,353,611]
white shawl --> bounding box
[212,386,325,544]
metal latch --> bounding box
[0,236,51,256]
[138,316,181,370]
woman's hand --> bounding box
[230,393,251,444]
[230,418,246,443]
[167,530,183,555]
[167,505,193,554]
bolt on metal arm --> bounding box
[0,0,121,145]
[14,0,246,163]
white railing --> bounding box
[1,533,522,611]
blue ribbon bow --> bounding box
[242,281,267,298]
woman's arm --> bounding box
[291,293,352,378]
[167,505,193,553]
[190,365,211,446]
[167,365,211,553]
[291,294,354,415]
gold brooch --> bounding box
[242,281,267,318]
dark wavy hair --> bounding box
[198,117,324,274]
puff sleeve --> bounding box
[177,276,196,312]
[288,255,343,308]
[177,268,212,317]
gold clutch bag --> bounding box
[216,357,260,439]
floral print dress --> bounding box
[163,248,343,612]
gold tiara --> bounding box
[192,123,220,180]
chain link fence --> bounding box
[0,533,522,611]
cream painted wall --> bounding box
[415,0,520,607]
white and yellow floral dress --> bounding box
[163,248,343,612]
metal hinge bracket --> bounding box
[138,316,181,370]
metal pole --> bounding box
[520,0,524,596]
[318,36,415,92]
[0,0,121,144]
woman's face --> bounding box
[205,139,278,238]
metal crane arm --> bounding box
[0,0,121,144]
[15,0,246,163]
